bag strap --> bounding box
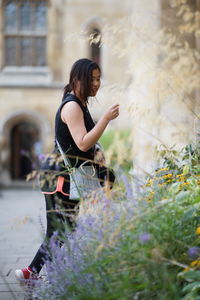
[56,139,69,167]
[56,139,97,175]
[79,160,96,177]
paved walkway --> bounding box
[0,188,46,300]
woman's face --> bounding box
[90,68,101,97]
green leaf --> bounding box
[183,165,190,175]
[182,207,197,222]
[180,270,200,282]
[182,281,200,293]
[175,190,191,201]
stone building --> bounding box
[0,0,130,186]
[0,0,199,186]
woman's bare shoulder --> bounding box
[61,100,83,122]
[62,100,82,113]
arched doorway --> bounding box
[10,121,41,180]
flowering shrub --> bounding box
[29,143,200,300]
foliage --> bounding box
[100,129,133,172]
[31,142,200,300]
[157,143,200,174]
[29,0,200,298]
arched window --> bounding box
[89,28,101,66]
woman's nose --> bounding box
[93,80,99,87]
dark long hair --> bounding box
[63,58,101,103]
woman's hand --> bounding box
[94,149,106,166]
[61,102,120,152]
[103,104,120,121]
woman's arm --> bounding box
[61,101,119,152]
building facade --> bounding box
[0,0,199,186]
[0,0,130,186]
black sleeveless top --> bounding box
[40,93,115,195]
[54,93,96,167]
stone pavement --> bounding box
[0,188,46,300]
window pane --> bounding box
[90,29,101,66]
[35,37,46,66]
[20,1,32,30]
[20,37,32,65]
[5,37,17,65]
[4,2,17,30]
[34,2,47,30]
[3,1,47,67]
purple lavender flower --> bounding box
[187,246,200,259]
[120,173,135,202]
[139,232,151,244]
[20,149,29,156]
[38,153,46,161]
[32,162,37,169]
[55,163,61,170]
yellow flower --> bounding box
[195,227,200,235]
[190,260,200,267]
[155,168,169,173]
[176,174,186,181]
[145,179,153,187]
[163,174,173,179]
[183,267,190,272]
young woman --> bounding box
[15,58,120,282]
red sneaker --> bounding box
[15,267,38,283]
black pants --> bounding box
[29,192,79,274]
